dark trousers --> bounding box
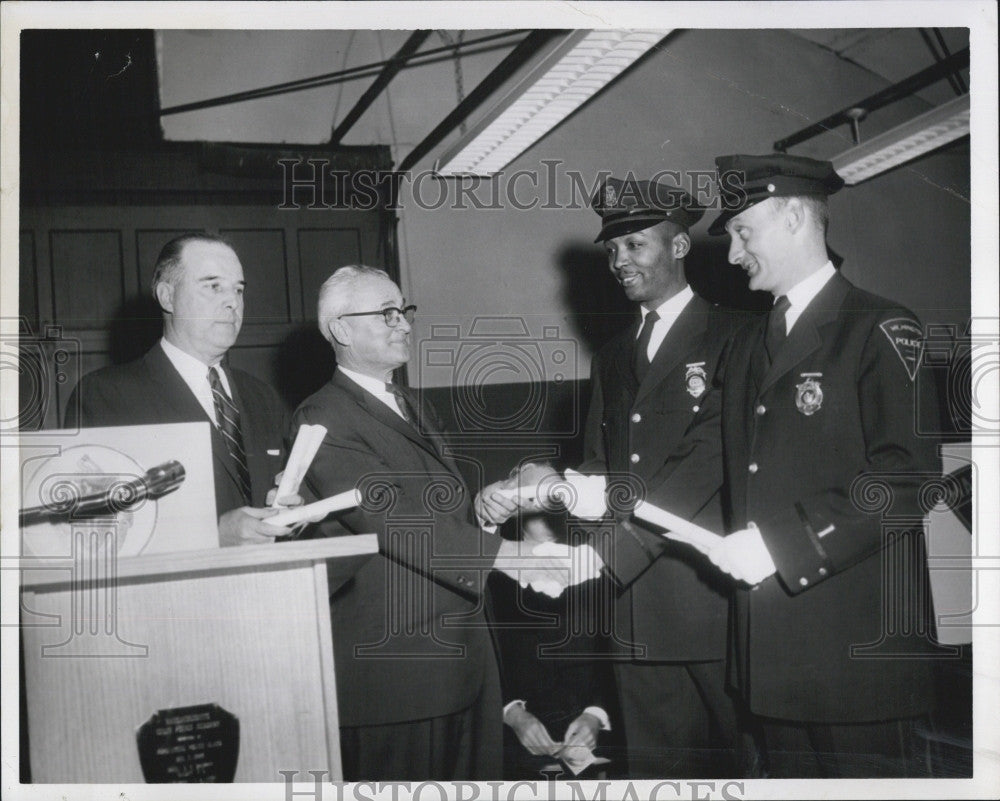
[339,675,502,781]
[614,659,739,778]
[758,716,932,778]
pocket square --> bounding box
[267,449,281,456]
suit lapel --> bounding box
[760,272,849,395]
[143,344,243,495]
[635,295,707,406]
[332,372,464,482]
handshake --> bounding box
[475,463,609,526]
[479,463,610,598]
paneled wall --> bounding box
[20,148,394,429]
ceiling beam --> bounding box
[397,30,562,173]
[330,30,432,145]
[774,47,968,153]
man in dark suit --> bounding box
[65,233,294,545]
[654,154,942,776]
[293,265,590,780]
[478,177,751,777]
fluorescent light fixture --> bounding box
[435,29,670,176]
[832,94,970,185]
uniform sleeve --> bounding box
[758,314,941,594]
[578,362,608,476]
[293,402,499,597]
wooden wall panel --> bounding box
[49,230,124,329]
[297,228,363,320]
[135,228,204,291]
[219,228,291,325]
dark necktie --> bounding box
[386,383,418,427]
[632,310,660,384]
[765,295,791,364]
[209,366,252,504]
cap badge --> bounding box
[604,183,618,207]
[795,373,824,415]
[685,362,707,398]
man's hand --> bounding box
[493,539,604,598]
[504,705,560,756]
[474,479,521,526]
[561,712,601,754]
[707,526,777,585]
[218,506,295,547]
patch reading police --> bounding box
[879,318,923,380]
[795,373,824,415]
[685,362,707,398]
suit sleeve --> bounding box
[293,401,500,597]
[758,314,941,594]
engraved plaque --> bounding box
[136,703,239,782]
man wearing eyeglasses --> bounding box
[293,265,585,780]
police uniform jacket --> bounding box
[581,293,754,661]
[657,272,941,722]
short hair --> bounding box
[151,233,236,295]
[773,195,829,234]
[317,265,393,343]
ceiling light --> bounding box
[832,94,970,185]
[434,30,670,177]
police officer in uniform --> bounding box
[479,176,753,777]
[653,154,942,777]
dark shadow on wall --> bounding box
[108,295,165,365]
[686,235,772,312]
[273,325,337,410]
[554,241,635,354]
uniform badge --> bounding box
[604,183,618,208]
[879,317,923,380]
[795,373,823,415]
[685,362,707,398]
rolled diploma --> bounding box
[632,499,724,555]
[272,424,327,506]
[263,488,361,528]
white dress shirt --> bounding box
[159,337,231,426]
[782,261,836,334]
[637,284,695,362]
[337,365,406,420]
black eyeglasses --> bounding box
[339,304,417,328]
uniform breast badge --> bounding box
[685,362,707,398]
[795,373,824,415]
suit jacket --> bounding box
[293,370,502,728]
[653,272,941,722]
[64,342,288,516]
[487,570,611,731]
[580,294,754,661]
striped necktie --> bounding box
[386,383,418,426]
[209,366,252,504]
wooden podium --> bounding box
[20,535,377,783]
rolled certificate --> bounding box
[263,488,361,528]
[271,424,327,506]
[632,499,724,555]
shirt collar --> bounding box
[160,337,225,383]
[783,261,836,312]
[338,364,393,398]
[640,284,694,323]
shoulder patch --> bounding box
[879,317,923,380]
